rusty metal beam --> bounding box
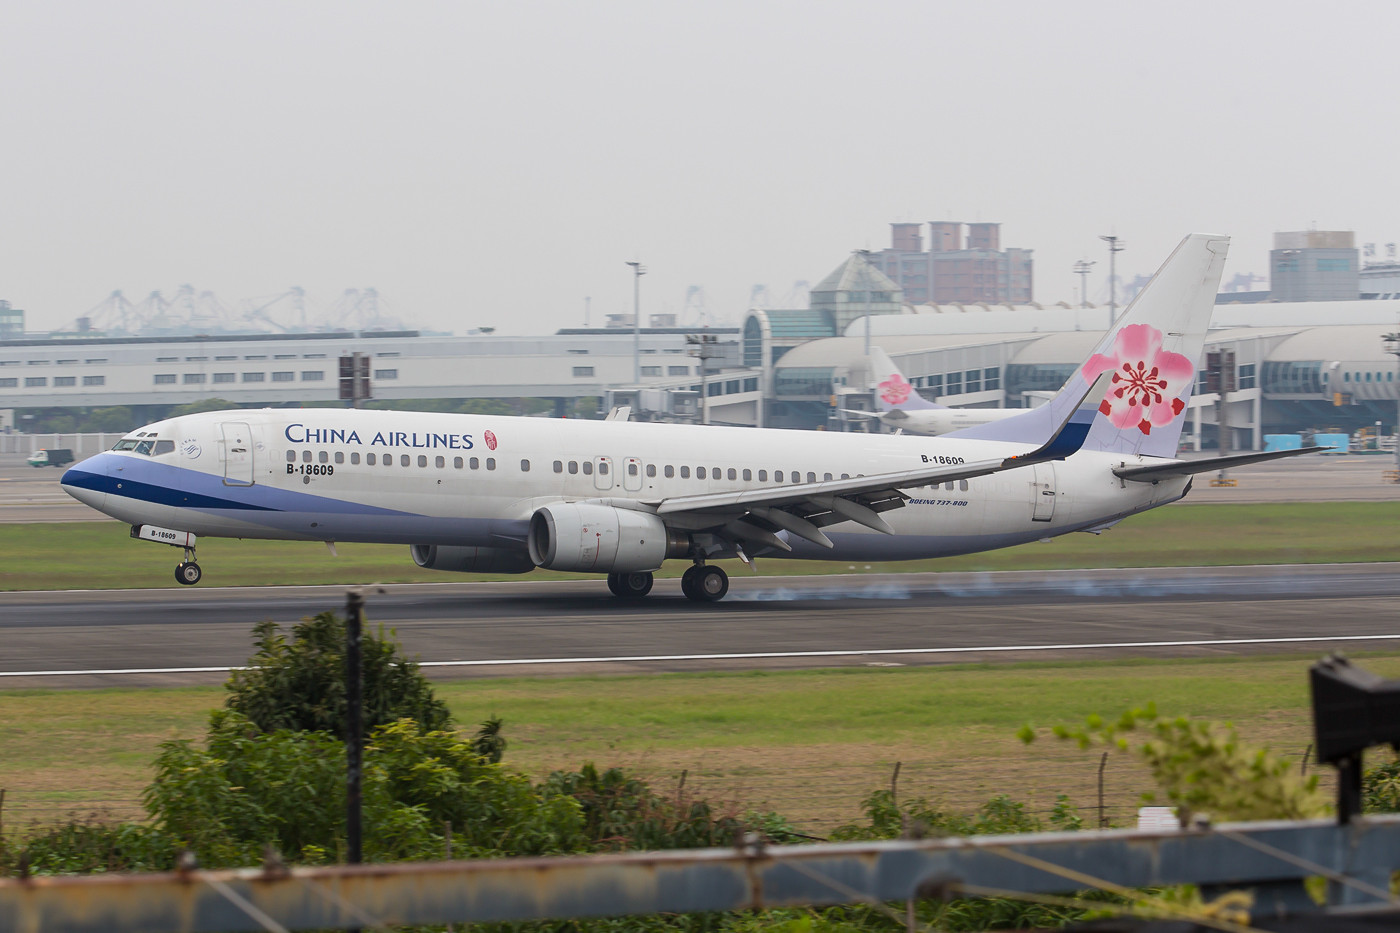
[5,818,1400,932]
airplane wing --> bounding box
[640,372,1113,550]
[1112,446,1326,483]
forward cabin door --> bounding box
[1030,462,1055,522]
[221,422,254,486]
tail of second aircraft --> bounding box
[870,347,941,412]
[950,233,1229,458]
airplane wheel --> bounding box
[606,573,622,596]
[681,565,702,600]
[613,571,654,599]
[690,565,728,603]
[175,562,202,586]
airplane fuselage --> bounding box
[64,407,1185,564]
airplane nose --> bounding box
[61,454,110,512]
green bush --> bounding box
[143,711,585,866]
[225,612,452,737]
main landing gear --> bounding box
[607,571,654,599]
[175,546,202,586]
[681,563,728,603]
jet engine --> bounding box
[527,502,689,573]
[409,544,536,574]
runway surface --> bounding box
[3,564,1397,688]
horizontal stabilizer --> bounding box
[1112,446,1326,482]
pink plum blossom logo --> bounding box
[1081,323,1192,435]
[484,430,498,451]
[878,373,913,406]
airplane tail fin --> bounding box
[951,233,1229,457]
[870,347,941,412]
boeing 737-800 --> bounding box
[60,234,1318,602]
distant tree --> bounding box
[225,612,452,738]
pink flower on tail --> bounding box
[1081,323,1192,435]
[878,373,912,406]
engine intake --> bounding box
[409,544,535,575]
[527,502,688,573]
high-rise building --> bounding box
[867,222,1033,305]
[1270,231,1359,301]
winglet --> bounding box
[1003,370,1114,467]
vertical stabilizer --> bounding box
[870,347,941,412]
[951,233,1229,457]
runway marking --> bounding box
[4,633,1400,678]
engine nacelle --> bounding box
[409,544,536,575]
[527,502,688,573]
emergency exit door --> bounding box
[1030,462,1056,522]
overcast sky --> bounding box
[3,1,1398,335]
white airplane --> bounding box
[62,234,1318,602]
[848,346,1025,435]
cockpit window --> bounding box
[112,439,138,450]
[134,440,155,456]
[153,440,175,455]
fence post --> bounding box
[345,591,364,867]
[1097,752,1108,828]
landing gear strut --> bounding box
[607,571,654,599]
[681,563,728,603]
[174,546,202,586]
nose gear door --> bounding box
[221,422,254,486]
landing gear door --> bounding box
[1031,462,1055,522]
[221,422,254,486]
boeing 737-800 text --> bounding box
[60,234,1317,601]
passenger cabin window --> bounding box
[742,469,751,481]
[470,457,480,469]
[758,470,767,481]
[302,450,311,462]
[582,461,593,475]
[286,450,296,463]
[453,457,463,468]
[597,461,608,475]
[367,453,377,465]
[351,453,360,464]
[319,451,329,463]
[775,471,783,482]
[697,467,707,479]
[627,462,638,476]
[435,455,445,468]
[553,460,563,473]
[728,468,737,480]
[646,464,656,478]
[520,459,530,472]
[664,465,675,478]
[680,466,690,479]
[400,454,410,466]
[417,455,427,467]
[486,458,496,470]
[568,461,579,474]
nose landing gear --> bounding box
[681,563,728,602]
[175,546,202,586]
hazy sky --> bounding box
[3,1,1398,335]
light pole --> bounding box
[1384,332,1400,477]
[856,249,873,358]
[626,261,645,385]
[1073,259,1096,309]
[1099,235,1125,327]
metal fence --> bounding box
[6,817,1400,932]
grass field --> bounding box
[6,654,1399,833]
[2,501,1397,591]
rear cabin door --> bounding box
[1030,462,1055,522]
[221,422,254,486]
